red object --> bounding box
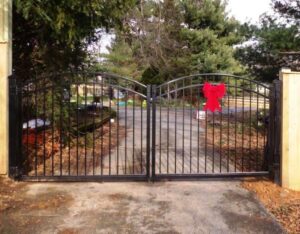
[203,82,226,112]
[22,129,44,146]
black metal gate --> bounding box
[9,73,281,181]
[151,74,281,180]
[9,72,151,181]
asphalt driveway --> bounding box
[104,107,229,175]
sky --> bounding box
[98,0,273,54]
[227,0,272,23]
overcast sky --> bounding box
[227,0,272,23]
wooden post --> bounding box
[0,0,12,175]
[280,68,300,191]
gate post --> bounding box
[0,0,12,175]
[280,68,300,191]
[271,79,282,184]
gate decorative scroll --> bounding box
[9,73,279,181]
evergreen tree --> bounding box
[100,37,145,80]
[13,0,137,80]
[180,0,243,74]
[101,0,244,84]
[236,0,300,82]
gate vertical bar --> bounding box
[146,86,151,180]
[151,85,157,181]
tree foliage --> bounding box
[101,0,244,84]
[236,0,300,82]
[180,0,242,74]
[13,0,137,80]
[100,37,145,79]
[274,0,300,24]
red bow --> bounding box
[202,82,226,112]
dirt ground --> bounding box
[242,178,300,234]
[0,177,74,233]
[0,177,284,234]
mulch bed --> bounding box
[22,122,125,176]
[205,112,266,172]
[242,178,300,234]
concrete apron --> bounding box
[1,181,284,234]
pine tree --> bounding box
[180,0,243,74]
[13,0,137,80]
[101,0,244,84]
[100,37,145,80]
[236,0,300,81]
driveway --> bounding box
[104,106,232,175]
[0,181,283,234]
